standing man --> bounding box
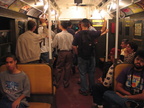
[0,55,30,108]
[16,20,47,63]
[104,50,144,108]
[72,18,107,96]
[52,21,73,88]
[67,21,75,36]
[89,21,97,31]
[38,19,55,63]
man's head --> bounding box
[109,48,121,63]
[67,21,72,28]
[121,39,129,49]
[133,50,144,70]
[126,41,138,53]
[5,55,17,72]
[58,21,68,30]
[27,20,37,31]
[81,18,90,29]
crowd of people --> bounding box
[0,17,144,108]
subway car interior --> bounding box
[0,0,144,108]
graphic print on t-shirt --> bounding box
[125,74,144,94]
[5,81,19,93]
[126,75,141,88]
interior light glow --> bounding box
[91,10,102,19]
[112,3,117,9]
[100,10,106,18]
[51,10,55,15]
[119,2,125,7]
[44,4,49,13]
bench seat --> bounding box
[29,102,51,108]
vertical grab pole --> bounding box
[48,0,52,60]
[55,11,57,33]
[105,19,109,62]
[115,0,119,62]
[113,0,119,89]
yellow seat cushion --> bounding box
[17,64,53,94]
[29,102,51,108]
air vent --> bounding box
[98,2,103,7]
[74,0,82,4]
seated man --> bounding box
[120,39,129,61]
[124,41,138,64]
[0,55,30,108]
[92,48,123,108]
[103,50,144,108]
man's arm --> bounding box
[72,45,78,55]
[116,82,131,96]
[100,19,107,34]
[101,29,108,36]
[52,35,58,48]
[12,94,26,108]
[125,90,144,100]
[39,18,48,38]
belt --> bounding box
[59,50,72,52]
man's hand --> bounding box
[116,92,124,97]
[97,77,103,83]
[12,99,20,108]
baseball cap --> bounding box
[109,48,121,56]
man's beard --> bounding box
[134,63,144,70]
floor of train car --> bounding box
[55,67,103,108]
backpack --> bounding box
[78,30,95,59]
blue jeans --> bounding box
[78,56,95,92]
[103,91,128,108]
[0,97,27,108]
[40,52,49,63]
[92,83,112,105]
[104,91,144,108]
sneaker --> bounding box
[91,103,97,108]
[77,81,81,85]
[97,105,103,108]
[64,83,70,88]
[63,81,70,88]
[126,100,139,108]
[79,89,88,96]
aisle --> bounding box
[55,68,103,108]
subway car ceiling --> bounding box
[0,0,143,20]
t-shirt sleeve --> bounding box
[116,68,129,84]
[22,75,30,97]
[52,35,58,48]
[90,30,101,38]
[72,33,79,46]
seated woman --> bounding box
[92,48,123,108]
[123,41,138,64]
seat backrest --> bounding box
[114,63,133,91]
[0,64,53,94]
